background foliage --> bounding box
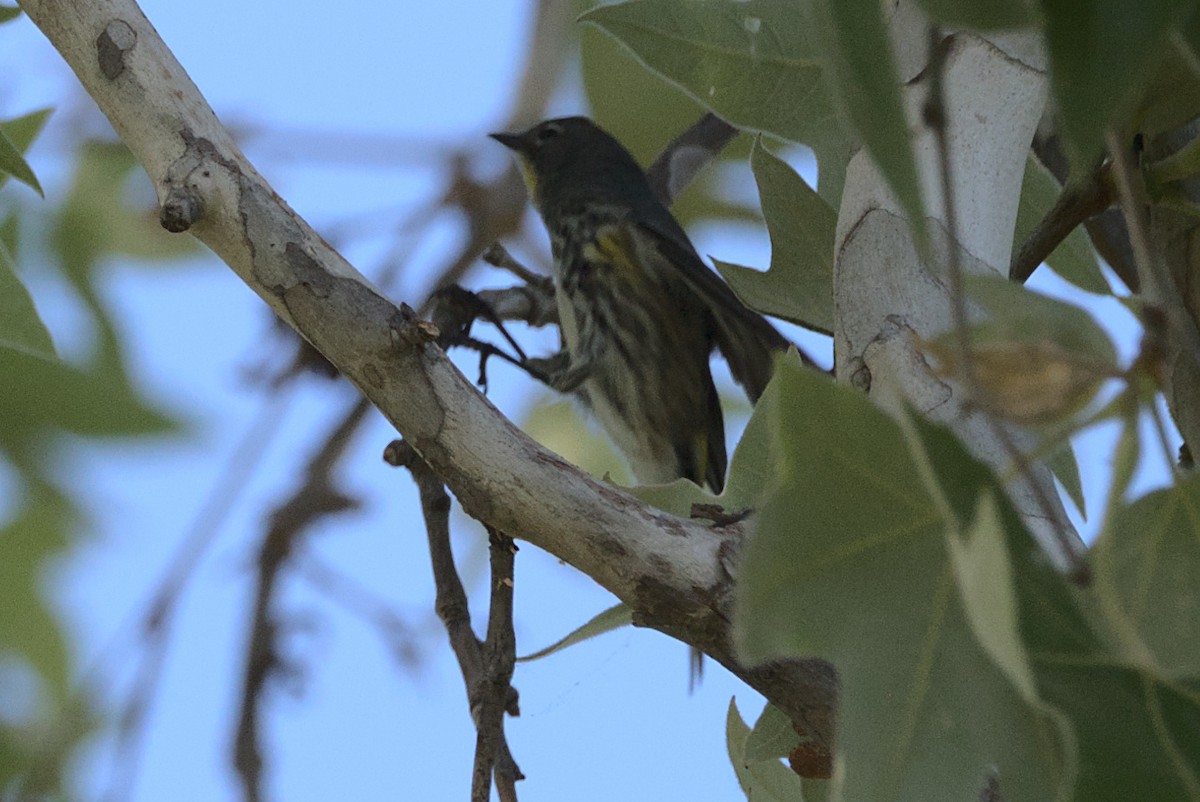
[3,0,1200,800]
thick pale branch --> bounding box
[15,0,837,746]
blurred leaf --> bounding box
[912,0,1038,29]
[0,127,43,197]
[1136,43,1200,138]
[1093,475,1200,678]
[522,398,631,484]
[924,276,1118,425]
[715,140,834,333]
[0,241,56,360]
[0,347,177,452]
[1042,0,1195,166]
[517,603,632,662]
[726,699,806,801]
[745,704,800,762]
[1013,155,1108,294]
[51,142,196,284]
[734,359,1069,802]
[0,108,53,156]
[580,0,853,203]
[1,212,19,257]
[0,481,73,695]
[805,0,924,243]
[1046,440,1086,520]
[0,5,20,23]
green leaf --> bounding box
[0,347,177,450]
[1042,0,1195,165]
[0,5,21,23]
[1046,440,1086,520]
[51,142,197,285]
[1136,43,1200,138]
[714,140,835,333]
[735,360,1069,802]
[0,127,43,197]
[0,481,74,695]
[727,699,806,801]
[580,20,760,227]
[580,0,853,203]
[517,603,632,662]
[806,0,924,244]
[911,400,1200,799]
[945,493,1041,702]
[912,0,1038,29]
[1013,155,1108,294]
[745,703,800,762]
[0,108,53,156]
[0,241,56,360]
[1093,475,1200,678]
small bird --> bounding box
[490,116,789,493]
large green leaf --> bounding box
[0,5,20,23]
[0,482,73,695]
[1042,0,1195,165]
[734,359,1069,802]
[579,12,758,228]
[0,241,55,360]
[912,397,1200,799]
[715,140,835,333]
[580,0,853,203]
[1013,155,1108,294]
[0,347,177,451]
[1093,475,1200,678]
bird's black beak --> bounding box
[489,131,528,153]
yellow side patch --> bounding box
[516,158,539,204]
[589,225,644,278]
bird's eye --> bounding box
[536,123,563,144]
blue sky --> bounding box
[1,1,1175,801]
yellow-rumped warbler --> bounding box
[490,116,788,493]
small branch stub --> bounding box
[160,186,204,232]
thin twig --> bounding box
[475,528,519,802]
[1107,131,1200,373]
[233,397,368,802]
[294,555,422,669]
[1010,161,1113,284]
[384,441,523,801]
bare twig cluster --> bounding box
[384,440,523,801]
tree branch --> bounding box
[16,0,836,753]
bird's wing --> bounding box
[634,213,793,402]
